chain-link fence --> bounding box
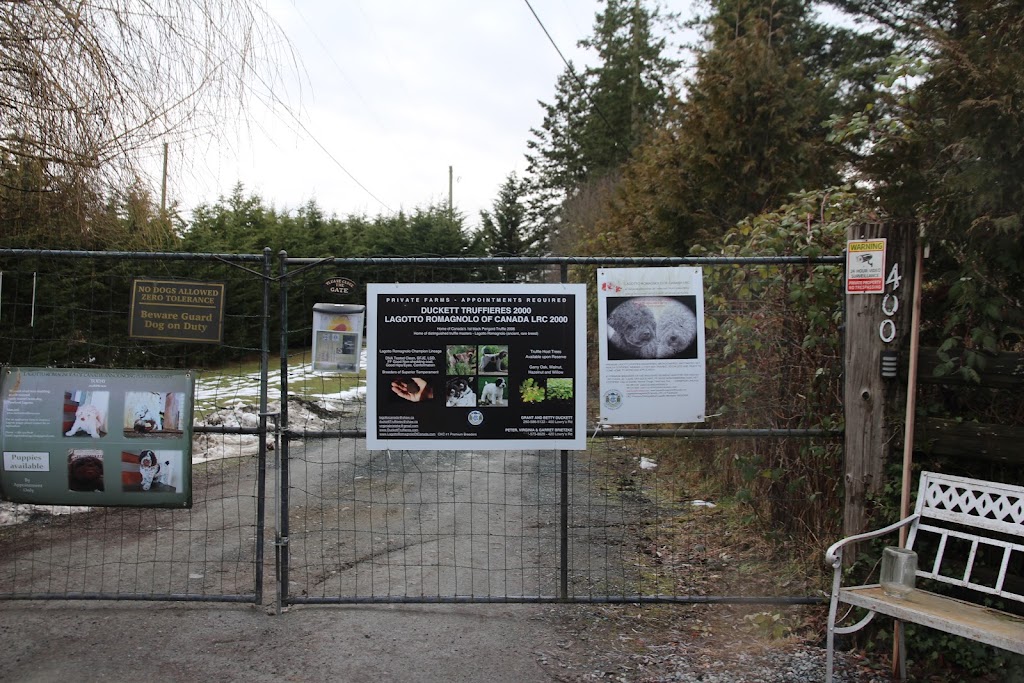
[277,255,844,607]
[0,249,274,603]
[0,250,844,608]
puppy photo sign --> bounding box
[0,367,194,508]
[597,267,707,425]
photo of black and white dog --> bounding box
[138,449,161,491]
[479,378,507,406]
[136,449,175,492]
[479,347,509,374]
[446,377,477,407]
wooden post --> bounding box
[843,222,916,543]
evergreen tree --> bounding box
[597,0,849,255]
[477,173,544,281]
[479,173,544,257]
[349,205,475,282]
[524,0,680,249]
[831,1,1024,372]
[181,184,277,254]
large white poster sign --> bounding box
[366,283,587,450]
[597,268,706,425]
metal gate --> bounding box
[276,254,844,608]
[0,248,275,603]
[0,249,844,608]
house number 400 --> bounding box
[879,264,901,343]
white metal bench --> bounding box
[825,471,1024,682]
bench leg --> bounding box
[826,628,835,683]
[892,620,907,681]
[826,583,840,682]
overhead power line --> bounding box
[521,0,619,144]
[222,10,394,214]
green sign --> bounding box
[0,367,194,508]
[129,278,225,343]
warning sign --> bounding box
[846,239,886,294]
[129,279,225,343]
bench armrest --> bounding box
[824,513,920,569]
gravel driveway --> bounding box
[0,410,956,683]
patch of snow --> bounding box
[0,503,92,527]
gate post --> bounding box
[255,247,273,605]
[559,262,569,601]
[277,250,291,609]
[843,222,916,542]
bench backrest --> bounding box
[906,471,1024,604]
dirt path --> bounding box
[0,601,567,683]
[0,431,904,682]
[282,440,577,602]
[0,434,636,682]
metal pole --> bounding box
[559,261,570,601]
[30,272,36,327]
[894,234,925,678]
[560,449,569,601]
[278,251,291,610]
[899,238,925,544]
[267,412,281,615]
[254,247,271,605]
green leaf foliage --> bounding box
[688,187,868,534]
[829,1,1024,379]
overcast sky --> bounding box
[161,0,696,230]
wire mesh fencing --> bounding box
[278,255,844,606]
[0,251,846,607]
[0,249,274,602]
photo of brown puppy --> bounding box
[68,450,104,492]
[446,346,476,375]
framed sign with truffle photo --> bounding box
[597,268,706,425]
[0,367,194,508]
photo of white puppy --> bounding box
[479,378,506,406]
[65,403,105,438]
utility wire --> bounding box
[231,12,394,213]
[284,108,394,214]
[292,4,389,128]
[521,0,619,145]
